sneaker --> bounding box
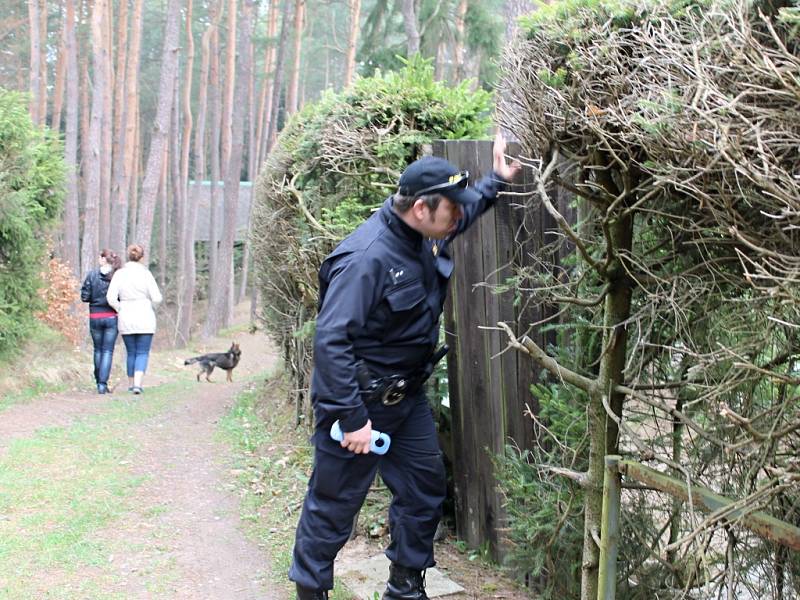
[128,386,135,393]
[132,386,143,395]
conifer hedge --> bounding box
[0,89,65,356]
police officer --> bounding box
[291,135,521,600]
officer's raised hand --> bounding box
[493,133,522,183]
[342,419,373,454]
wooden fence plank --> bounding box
[475,141,505,553]
[438,139,553,559]
[446,140,484,545]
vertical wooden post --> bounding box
[597,455,622,600]
[440,139,540,560]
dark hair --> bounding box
[127,244,144,262]
[392,192,442,214]
[100,248,122,272]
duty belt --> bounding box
[356,345,449,406]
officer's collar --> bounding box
[382,197,423,249]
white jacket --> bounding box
[106,261,163,335]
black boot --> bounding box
[295,583,328,600]
[382,563,429,600]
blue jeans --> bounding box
[122,333,153,377]
[89,317,118,385]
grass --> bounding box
[0,377,63,411]
[0,323,84,410]
[218,321,253,338]
[0,381,188,599]
[218,376,362,600]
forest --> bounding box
[0,0,519,348]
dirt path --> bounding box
[0,328,282,599]
[1,321,532,600]
[0,389,111,454]
[101,369,279,599]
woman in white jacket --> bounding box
[106,244,163,394]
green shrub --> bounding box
[0,88,65,356]
[494,367,588,599]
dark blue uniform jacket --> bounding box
[311,171,506,433]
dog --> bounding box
[184,342,242,382]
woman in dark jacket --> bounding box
[80,249,122,393]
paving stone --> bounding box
[336,553,465,599]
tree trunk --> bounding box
[207,0,224,292]
[255,0,278,170]
[111,0,143,253]
[28,0,43,125]
[203,0,255,336]
[80,57,90,239]
[246,25,256,181]
[61,0,81,276]
[108,0,129,253]
[238,2,257,303]
[266,0,291,149]
[171,77,184,285]
[400,0,420,56]
[581,187,634,600]
[81,0,110,275]
[134,0,181,256]
[343,0,361,87]
[504,0,534,43]
[178,15,212,346]
[453,0,468,81]
[667,394,685,566]
[324,34,330,90]
[174,0,195,348]
[99,0,114,250]
[159,146,169,288]
[285,0,305,115]
[51,2,67,132]
[128,113,140,243]
[112,0,129,163]
[220,0,237,174]
[38,0,49,123]
[433,40,445,81]
[237,221,252,304]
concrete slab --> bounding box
[336,552,465,599]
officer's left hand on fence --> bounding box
[493,133,522,182]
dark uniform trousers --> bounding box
[289,390,446,592]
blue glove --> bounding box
[330,420,391,455]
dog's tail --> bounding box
[184,357,200,365]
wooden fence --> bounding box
[433,139,572,559]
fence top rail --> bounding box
[608,455,800,551]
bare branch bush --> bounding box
[496,0,799,596]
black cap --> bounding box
[398,156,482,205]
